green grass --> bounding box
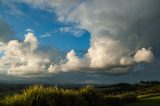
[138,93,160,99]
[125,94,160,106]
[143,95,160,100]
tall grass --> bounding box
[0,85,137,106]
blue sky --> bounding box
[0,1,90,51]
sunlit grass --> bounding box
[125,94,160,106]
[0,85,102,106]
[0,85,138,106]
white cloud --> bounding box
[120,56,134,66]
[0,32,50,75]
[0,32,155,75]
[134,48,154,63]
[24,32,38,51]
[40,33,51,38]
[59,26,85,37]
[48,44,154,73]
[0,42,5,45]
[48,36,154,73]
[48,49,88,73]
[25,28,34,32]
[87,37,127,69]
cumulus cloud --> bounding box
[49,37,129,73]
[0,32,155,75]
[134,48,154,63]
[0,32,50,75]
[48,49,88,73]
[24,33,38,51]
[120,56,134,66]
[48,43,154,74]
[87,37,128,69]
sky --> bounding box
[0,0,160,84]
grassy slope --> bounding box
[125,94,160,106]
